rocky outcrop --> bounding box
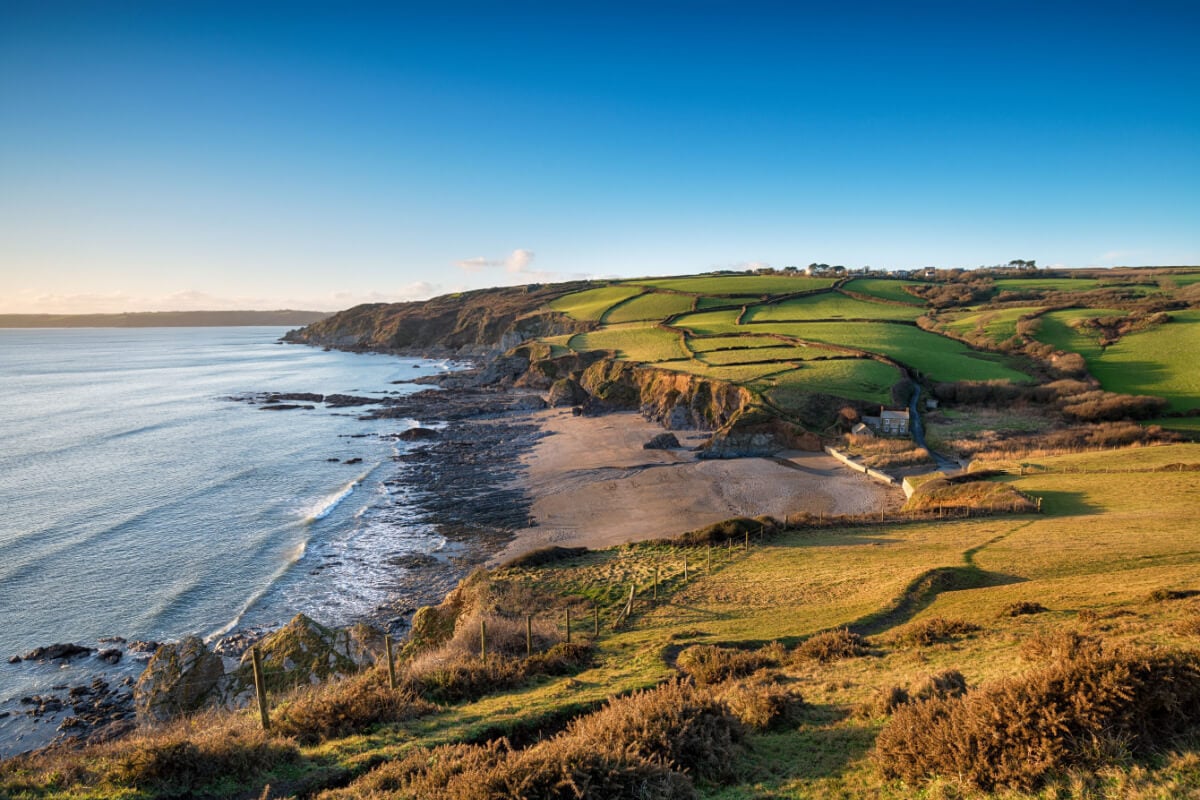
[133,636,224,722]
[578,359,753,431]
[282,284,593,356]
[222,614,378,702]
[21,643,94,661]
[701,409,822,458]
[547,378,589,407]
[643,432,681,449]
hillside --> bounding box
[0,310,333,328]
[294,267,1200,455]
[4,443,1199,798]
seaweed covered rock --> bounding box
[133,636,224,722]
[227,615,361,698]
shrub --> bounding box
[1020,630,1102,663]
[893,617,980,647]
[1174,616,1200,636]
[670,516,778,546]
[859,685,910,718]
[875,647,1200,792]
[340,738,697,800]
[716,676,804,731]
[909,669,968,702]
[403,641,591,705]
[566,680,747,783]
[793,628,868,663]
[1148,588,1200,602]
[999,601,1049,618]
[675,644,778,685]
[105,720,299,791]
[499,546,590,569]
[271,668,433,744]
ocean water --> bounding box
[0,327,449,715]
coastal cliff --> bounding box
[282,283,593,356]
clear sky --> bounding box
[2,1,1198,313]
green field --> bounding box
[993,277,1102,292]
[843,278,929,305]
[744,292,925,322]
[697,344,833,365]
[759,358,902,405]
[601,291,697,323]
[1084,310,1200,412]
[694,294,764,310]
[686,334,790,351]
[1027,308,1127,357]
[626,274,835,295]
[658,359,800,383]
[670,308,745,335]
[940,306,1041,344]
[548,284,644,321]
[740,321,1029,383]
[568,323,689,362]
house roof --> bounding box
[880,409,909,420]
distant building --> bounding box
[851,422,874,437]
[879,407,910,436]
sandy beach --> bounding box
[492,408,902,564]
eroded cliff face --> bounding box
[282,283,593,356]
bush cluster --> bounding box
[860,670,968,718]
[330,680,747,799]
[874,646,1200,792]
[670,516,778,547]
[675,644,779,685]
[999,600,1049,618]
[792,628,868,663]
[272,667,433,744]
[892,617,980,647]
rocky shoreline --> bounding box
[0,364,557,758]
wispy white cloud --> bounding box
[456,248,537,274]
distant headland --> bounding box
[0,310,331,328]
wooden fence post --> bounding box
[653,568,659,601]
[707,545,712,574]
[251,646,270,731]
[593,605,599,638]
[384,636,397,690]
[526,614,532,656]
[480,619,487,660]
[683,555,688,583]
[566,608,572,644]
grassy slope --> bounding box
[744,293,925,322]
[759,360,901,405]
[940,306,1042,344]
[842,278,928,305]
[626,275,835,295]
[602,291,697,323]
[548,285,644,321]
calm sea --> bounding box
[0,327,448,723]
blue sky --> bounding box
[1,1,1197,312]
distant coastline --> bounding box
[0,310,331,328]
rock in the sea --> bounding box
[23,643,94,661]
[344,457,363,465]
[96,649,122,664]
[643,432,681,450]
[133,636,225,722]
[8,655,20,664]
[398,426,440,441]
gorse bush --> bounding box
[715,675,804,731]
[675,644,778,685]
[325,680,746,798]
[874,646,1200,792]
[999,600,1048,617]
[670,516,778,546]
[1020,629,1102,663]
[858,670,966,719]
[892,617,980,647]
[272,667,433,744]
[106,716,299,793]
[792,628,868,663]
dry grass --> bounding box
[675,643,781,685]
[874,645,1200,792]
[890,617,981,647]
[272,667,433,744]
[793,628,869,663]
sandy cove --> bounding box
[492,408,902,564]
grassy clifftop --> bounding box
[4,444,1199,798]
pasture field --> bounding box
[843,277,929,304]
[1085,309,1200,412]
[1026,308,1126,356]
[625,274,835,295]
[548,284,643,321]
[1168,270,1200,286]
[601,290,696,323]
[993,277,1101,292]
[736,321,1030,383]
[670,308,744,335]
[694,294,765,310]
[744,292,925,322]
[686,334,790,351]
[696,344,832,365]
[759,358,901,406]
[939,306,1040,344]
[658,359,800,383]
[567,323,689,362]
